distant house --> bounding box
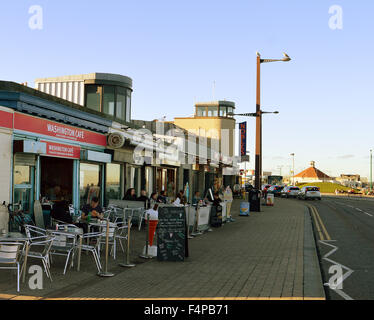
[336,174,362,188]
[294,161,332,184]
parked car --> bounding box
[298,186,321,200]
[267,185,285,197]
[281,186,300,198]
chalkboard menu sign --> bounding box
[157,206,187,261]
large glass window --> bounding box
[197,107,206,117]
[116,87,126,121]
[105,163,121,204]
[85,85,101,112]
[208,107,218,117]
[80,163,102,206]
[103,86,115,116]
[126,89,131,122]
[14,166,30,185]
[227,107,233,117]
[85,84,131,122]
[219,106,227,117]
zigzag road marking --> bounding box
[319,240,354,300]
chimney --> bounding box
[310,161,315,168]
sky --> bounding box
[1,0,373,178]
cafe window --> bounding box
[105,163,121,205]
[14,166,30,185]
[80,163,102,206]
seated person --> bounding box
[51,200,72,224]
[157,190,167,204]
[78,197,103,233]
[137,190,149,202]
[192,191,202,205]
[123,188,137,201]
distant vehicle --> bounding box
[298,186,321,200]
[281,186,300,198]
[268,185,284,197]
[267,175,283,185]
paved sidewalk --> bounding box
[0,198,325,300]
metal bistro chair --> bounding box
[24,225,47,238]
[48,230,77,275]
[135,208,146,231]
[97,221,119,260]
[0,241,25,292]
[78,232,103,272]
[23,235,55,281]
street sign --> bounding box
[241,155,250,162]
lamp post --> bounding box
[255,52,291,190]
[370,149,373,191]
[290,153,295,185]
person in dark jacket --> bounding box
[212,192,222,206]
[137,190,149,202]
[157,190,167,204]
[123,188,137,201]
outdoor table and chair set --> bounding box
[0,203,145,292]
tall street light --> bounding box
[255,52,291,190]
[290,153,295,185]
[370,149,373,191]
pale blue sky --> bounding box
[1,0,373,177]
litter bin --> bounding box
[248,189,261,212]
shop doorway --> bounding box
[14,165,35,215]
[80,162,102,206]
[40,157,74,203]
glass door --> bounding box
[13,165,35,215]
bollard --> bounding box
[119,216,135,268]
[187,206,194,239]
[139,213,152,259]
[98,218,115,277]
[191,206,202,236]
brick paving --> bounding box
[0,198,324,299]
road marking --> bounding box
[309,205,331,241]
[319,240,354,300]
[310,206,324,241]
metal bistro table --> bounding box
[0,232,30,283]
[46,226,84,272]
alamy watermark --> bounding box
[328,264,344,290]
[329,5,343,30]
[28,5,43,30]
[28,265,43,290]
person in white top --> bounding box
[224,186,235,222]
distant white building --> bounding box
[294,161,332,184]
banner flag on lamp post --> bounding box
[239,122,247,158]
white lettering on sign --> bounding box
[46,124,85,140]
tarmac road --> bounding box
[300,196,374,300]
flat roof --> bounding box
[35,72,133,89]
[195,101,235,108]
